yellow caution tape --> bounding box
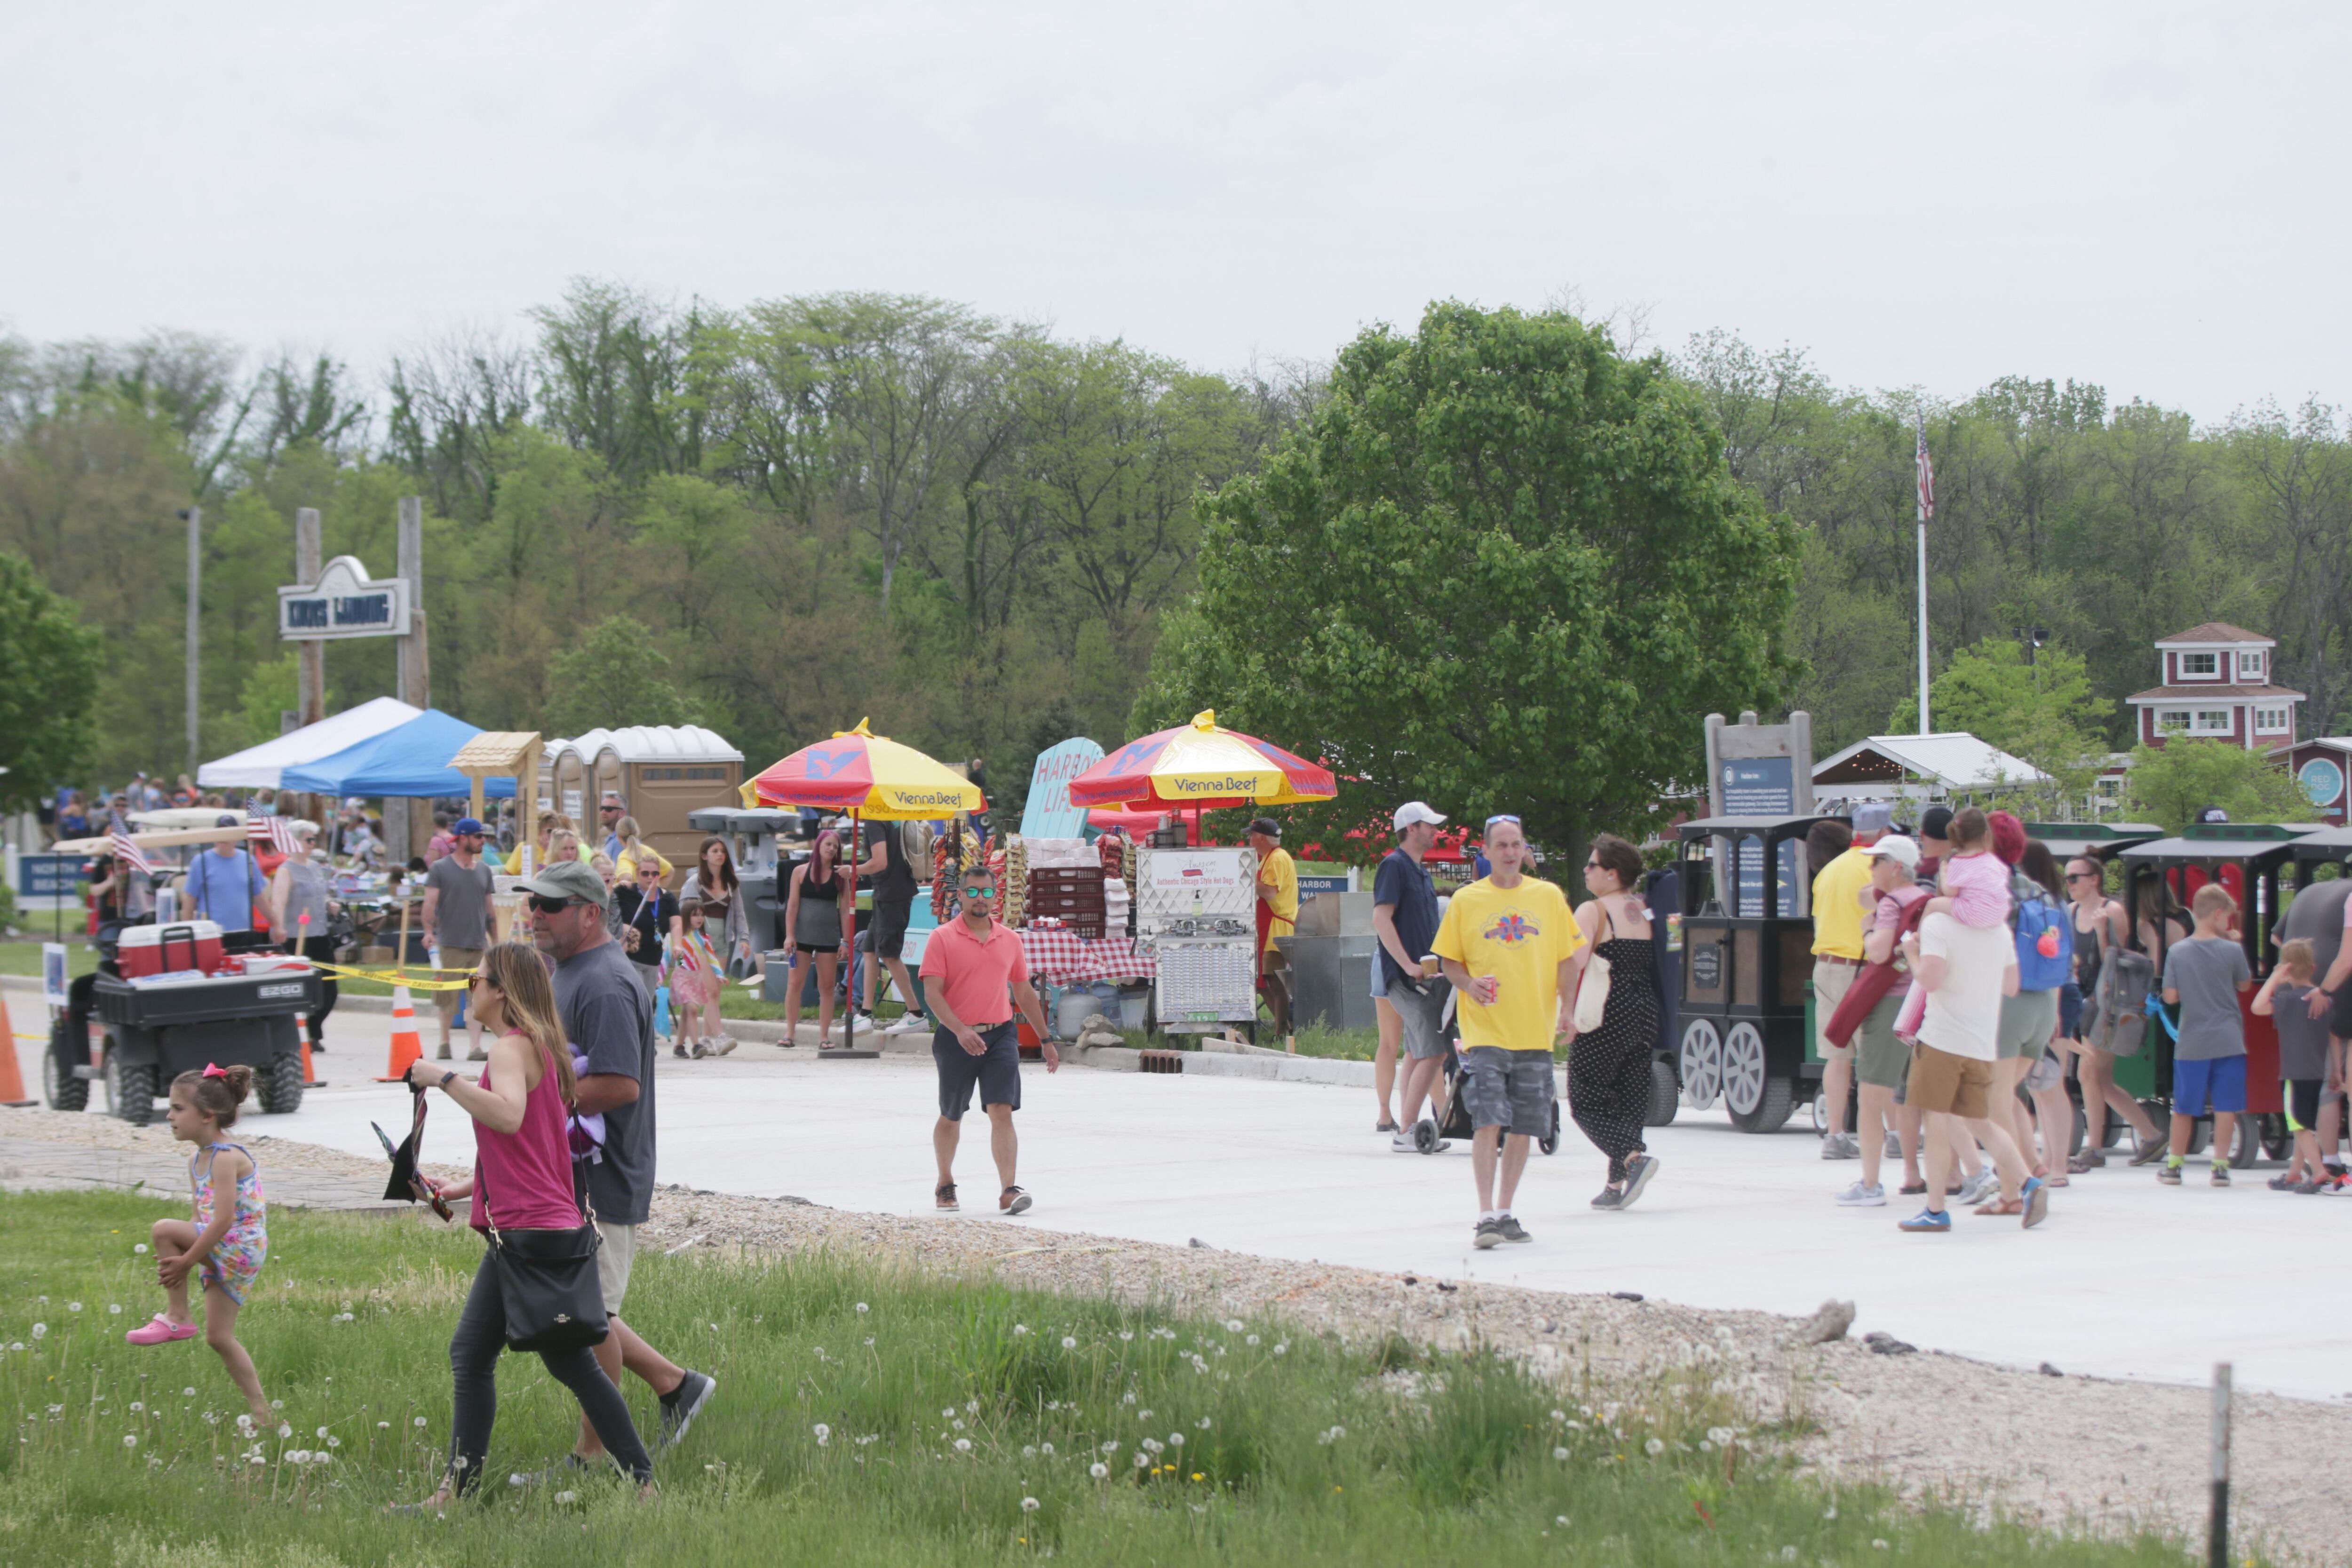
[305,961,476,992]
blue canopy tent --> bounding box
[280,709,518,799]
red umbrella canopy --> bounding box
[747,720,984,820]
[1068,710,1335,809]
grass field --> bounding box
[1,1190,2206,1566]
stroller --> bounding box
[1420,987,1564,1156]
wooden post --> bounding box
[294,509,325,726]
[396,886,414,979]
[389,498,429,864]
[2209,1361,2232,1568]
[184,506,202,777]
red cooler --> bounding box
[118,922,227,978]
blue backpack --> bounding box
[2010,872,2072,992]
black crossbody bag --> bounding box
[475,1131,609,1354]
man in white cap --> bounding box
[1378,802,1453,1150]
[1812,800,1894,1159]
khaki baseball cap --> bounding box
[516,860,609,908]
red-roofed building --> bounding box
[2124,622,2303,751]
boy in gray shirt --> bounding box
[2159,883,2253,1186]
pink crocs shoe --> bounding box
[126,1314,199,1346]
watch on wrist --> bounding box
[439,1070,458,1089]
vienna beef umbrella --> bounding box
[1068,710,1337,824]
[747,720,985,1052]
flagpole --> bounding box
[1916,413,1932,736]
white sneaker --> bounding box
[884,1013,932,1035]
[848,1013,879,1035]
[1820,1131,1860,1161]
[1955,1169,1997,1206]
[1834,1180,1886,1207]
[1391,1132,1419,1153]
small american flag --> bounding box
[110,830,154,876]
[1916,414,1935,520]
[248,816,304,856]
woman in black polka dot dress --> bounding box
[1570,834,1662,1210]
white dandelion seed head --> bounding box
[1138,1409,1152,1421]
[1022,1496,1040,1512]
[1089,1463,1108,1479]
[1101,1441,1119,1454]
[378,1421,390,1429]
[1023,1445,1037,1457]
[129,1401,143,1412]
[1824,1505,1839,1520]
[67,1302,82,1313]
[855,1302,869,1313]
[1134,1452,1150,1468]
[813,1424,831,1445]
[1197,1417,1211,1429]
[1041,1442,1054,1456]
[31,1324,47,1339]
[1873,1540,1891,1551]
[1708,1426,1736,1445]
[1169,1433,1184,1447]
[287,1449,311,1463]
[134,1243,149,1254]
[967,1400,980,1414]
[1553,1446,1570,1461]
[1552,1409,1567,1422]
[1119,1330,1134,1341]
[327,1436,340,1448]
[278,1424,293,1439]
[1273,1342,1287,1355]
[1122,1392,1136,1404]
[316,1426,329,1438]
[1013,1324,1029,1336]
[184,1388,197,1397]
[1556,1516,1570,1527]
[1224,1319,1242,1333]
[952,1418,966,1431]
[1061,1336,1077,1349]
[954,1438,972,1452]
[556,1489,579,1504]
[122,1434,137,1449]
[272,1400,284,1409]
[943,1408,956,1419]
[109,1304,123,1315]
[414,1416,428,1428]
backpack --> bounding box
[900,820,937,882]
[2090,947,2155,1058]
[2009,871,2071,992]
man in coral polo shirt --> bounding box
[920,860,1057,1216]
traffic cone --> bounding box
[301,1029,326,1088]
[0,991,37,1107]
[376,985,424,1082]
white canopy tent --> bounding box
[194,696,423,790]
[1811,732,2047,802]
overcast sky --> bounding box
[7,2,2347,423]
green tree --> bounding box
[1888,637,2111,752]
[0,552,103,811]
[2122,740,2319,833]
[1134,301,1797,862]
[542,615,709,737]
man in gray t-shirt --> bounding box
[422,820,497,1059]
[522,859,716,1461]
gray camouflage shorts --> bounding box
[1459,1045,1555,1137]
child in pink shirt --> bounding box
[1896,808,2010,1039]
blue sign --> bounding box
[13,853,86,910]
[1721,757,1798,917]
[1297,874,1352,895]
[2299,756,2345,810]
[1019,737,1107,841]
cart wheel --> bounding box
[2258,1112,2292,1163]
[1414,1118,1440,1154]
[1538,1100,1561,1156]
[44,1017,89,1113]
[1678,1018,1723,1110]
[2232,1115,2264,1170]
[1721,1023,1793,1132]
[1643,1057,1680,1128]
[256,1052,305,1115]
[104,1053,157,1126]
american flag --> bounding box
[247,815,304,856]
[1915,414,1935,520]
[109,830,154,876]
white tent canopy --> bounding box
[195,696,423,790]
[1811,732,2048,800]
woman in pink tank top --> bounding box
[401,943,653,1507]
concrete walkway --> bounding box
[11,989,2352,1401]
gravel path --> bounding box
[8,1105,2343,1563]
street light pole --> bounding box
[179,506,202,777]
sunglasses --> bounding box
[2066,871,2101,882]
[528,894,585,915]
[961,883,998,897]
[465,973,497,990]
[1486,814,1522,828]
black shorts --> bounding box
[871,897,913,961]
[2288,1077,2323,1130]
[2335,987,2352,1040]
[935,1020,1022,1119]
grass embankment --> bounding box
[3,1191,2204,1566]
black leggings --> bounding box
[447,1246,652,1493]
[298,935,338,1045]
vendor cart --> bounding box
[46,928,321,1125]
[2115,821,2324,1165]
[1136,845,1261,1042]
[1671,814,1834,1133]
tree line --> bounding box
[2,286,2346,840]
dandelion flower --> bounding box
[954,1438,972,1452]
[317,1426,330,1438]
[109,1304,123,1316]
[1101,1440,1120,1454]
[135,1243,149,1255]
[1645,1438,1665,1457]
[1119,1330,1134,1341]
[1061,1336,1077,1349]
[556,1489,579,1504]
[1089,1463,1108,1479]
[1013,1324,1029,1336]
[1224,1319,1242,1333]
[1556,1516,1570,1527]
[1169,1433,1184,1447]
[378,1421,390,1429]
[184,1388,197,1397]
[31,1324,46,1339]
[129,1401,143,1412]
[855,1302,869,1313]
[1273,1342,1287,1355]
[278,1424,293,1439]
[1197,1417,1212,1430]
[1041,1442,1055,1456]
[1023,1445,1037,1457]
[1553,1446,1570,1460]
[68,1302,82,1313]
[122,1434,137,1449]
[414,1417,429,1428]
[327,1436,340,1448]
[953,1418,966,1431]
[1022,1495,1040,1511]
[968,1401,980,1414]
[1873,1540,1891,1550]
[943,1408,957,1418]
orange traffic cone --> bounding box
[300,1028,326,1088]
[376,985,423,1082]
[0,991,38,1107]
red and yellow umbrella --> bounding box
[746,720,984,1052]
[1068,710,1335,811]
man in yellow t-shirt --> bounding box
[1433,816,1588,1250]
[1810,801,1891,1162]
[1248,818,1299,1035]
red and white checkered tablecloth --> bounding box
[1017,927,1156,984]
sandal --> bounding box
[2042,1175,2070,1187]
[1973,1197,2025,1217]
[935,1181,959,1213]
